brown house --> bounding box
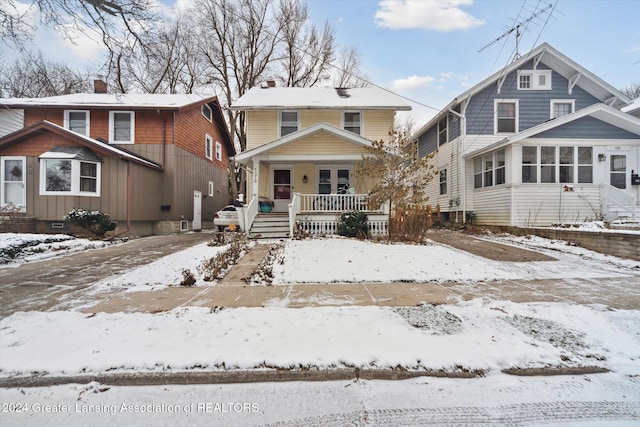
[0,92,234,236]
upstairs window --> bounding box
[202,104,212,122]
[438,117,448,146]
[495,100,518,134]
[280,111,298,137]
[343,111,361,135]
[109,111,134,144]
[64,110,89,136]
[215,141,222,161]
[551,100,575,119]
[205,134,213,160]
[439,168,447,195]
[518,70,551,90]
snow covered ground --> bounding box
[1,231,639,426]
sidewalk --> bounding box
[84,241,640,313]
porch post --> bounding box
[252,158,260,198]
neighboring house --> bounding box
[413,43,640,227]
[0,86,234,235]
[231,85,411,238]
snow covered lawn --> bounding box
[0,233,110,265]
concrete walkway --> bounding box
[84,240,640,313]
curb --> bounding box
[0,366,608,388]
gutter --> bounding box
[449,108,466,223]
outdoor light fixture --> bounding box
[598,153,606,162]
[303,174,308,183]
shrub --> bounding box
[337,211,369,238]
[64,208,116,237]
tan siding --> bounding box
[259,164,270,197]
[269,132,370,155]
[363,110,395,142]
[247,110,277,149]
[301,110,340,128]
[293,163,316,194]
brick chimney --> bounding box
[93,79,108,94]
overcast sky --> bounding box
[3,0,639,125]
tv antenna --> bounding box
[478,2,554,61]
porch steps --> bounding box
[249,213,290,239]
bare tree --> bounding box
[1,0,156,48]
[0,51,92,97]
[277,0,335,87]
[333,45,369,88]
[620,82,640,100]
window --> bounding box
[473,149,506,188]
[40,159,100,196]
[521,146,593,184]
[438,117,448,146]
[495,100,518,134]
[438,168,447,195]
[551,100,575,119]
[280,111,298,137]
[518,70,552,90]
[522,146,538,183]
[215,141,222,162]
[202,104,212,122]
[577,147,593,183]
[205,134,213,160]
[109,111,134,144]
[317,166,351,194]
[540,146,556,183]
[343,111,361,135]
[559,147,574,183]
[208,181,214,197]
[64,110,89,136]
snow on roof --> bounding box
[0,93,217,110]
[231,86,412,111]
[622,98,640,115]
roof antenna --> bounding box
[478,2,553,62]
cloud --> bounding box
[389,75,437,91]
[374,0,484,32]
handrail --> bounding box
[244,195,259,236]
[298,193,379,212]
[288,192,301,238]
[599,183,637,221]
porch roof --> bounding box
[463,103,640,159]
[233,122,374,165]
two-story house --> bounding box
[413,43,640,227]
[231,85,412,238]
[0,86,234,235]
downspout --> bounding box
[449,108,466,223]
[106,159,131,240]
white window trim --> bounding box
[517,69,552,90]
[108,111,135,144]
[439,168,447,195]
[521,145,593,184]
[279,110,300,138]
[316,164,353,194]
[215,141,222,162]
[64,110,90,136]
[202,104,213,122]
[1,156,27,208]
[39,159,101,197]
[550,99,575,119]
[342,110,363,136]
[494,99,519,135]
[205,134,213,160]
[208,181,214,197]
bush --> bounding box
[337,211,369,238]
[64,208,116,237]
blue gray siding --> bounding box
[417,125,437,157]
[465,61,601,135]
[537,116,640,139]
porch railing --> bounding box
[296,216,389,236]
[288,192,301,237]
[298,193,377,212]
[243,195,259,236]
[600,183,637,221]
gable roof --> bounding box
[0,93,219,111]
[463,103,640,159]
[231,86,412,111]
[0,121,162,170]
[414,43,632,139]
[622,98,640,116]
[234,122,374,165]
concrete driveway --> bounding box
[0,232,217,318]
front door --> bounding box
[272,168,292,212]
[610,154,627,189]
[1,156,26,211]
